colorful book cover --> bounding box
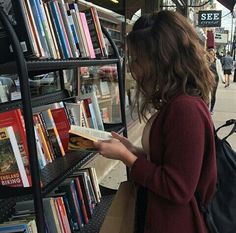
[50,107,71,152]
[0,109,31,186]
[0,127,29,187]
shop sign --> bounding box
[198,11,221,27]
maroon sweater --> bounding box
[130,95,217,233]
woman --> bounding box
[221,51,234,87]
[94,11,217,233]
[208,48,220,114]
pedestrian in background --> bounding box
[94,10,217,233]
[208,49,220,114]
[221,51,233,87]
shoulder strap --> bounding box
[216,119,236,140]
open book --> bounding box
[68,125,112,151]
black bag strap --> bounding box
[215,119,236,140]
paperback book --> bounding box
[68,125,111,151]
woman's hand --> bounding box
[93,138,137,168]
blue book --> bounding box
[29,0,51,58]
[0,223,30,233]
[48,1,70,59]
[58,179,84,229]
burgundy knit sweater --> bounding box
[130,94,217,233]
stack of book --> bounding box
[0,91,106,187]
[0,0,108,63]
[0,167,101,233]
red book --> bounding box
[74,177,89,224]
[50,107,70,152]
[0,109,31,187]
[56,196,72,233]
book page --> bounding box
[70,125,112,141]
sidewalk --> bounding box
[101,80,236,189]
[212,80,236,148]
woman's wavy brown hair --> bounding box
[127,10,215,120]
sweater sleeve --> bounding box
[130,99,207,204]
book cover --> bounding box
[50,107,71,152]
[0,109,31,186]
[0,0,37,64]
[0,127,29,187]
[68,125,111,152]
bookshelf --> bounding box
[0,2,127,232]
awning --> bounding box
[217,0,235,12]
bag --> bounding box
[196,119,236,233]
[100,181,137,233]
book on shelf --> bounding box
[15,198,64,233]
[68,125,112,151]
[79,167,101,203]
[0,127,29,187]
[57,179,84,229]
[0,108,31,187]
[77,92,104,131]
[40,109,65,157]
[50,107,71,153]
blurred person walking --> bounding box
[221,51,233,87]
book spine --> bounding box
[55,0,73,58]
[25,0,45,57]
[57,0,79,58]
[43,2,61,59]
[47,109,65,157]
[48,0,70,59]
[79,12,96,59]
[65,3,81,56]
[37,0,58,58]
[29,0,51,57]
[84,8,103,58]
[74,177,89,224]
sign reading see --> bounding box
[198,11,221,27]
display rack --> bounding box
[0,5,127,233]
